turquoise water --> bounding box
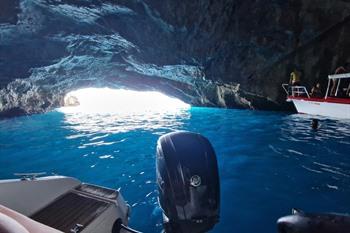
[1,107,350,233]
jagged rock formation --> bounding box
[1,0,350,117]
[64,95,79,107]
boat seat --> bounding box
[0,205,63,233]
[0,212,29,233]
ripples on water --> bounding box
[0,108,349,233]
[60,109,190,134]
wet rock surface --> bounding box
[1,0,350,117]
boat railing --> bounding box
[282,84,310,98]
[328,73,350,80]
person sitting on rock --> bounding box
[310,83,322,98]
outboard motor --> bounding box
[156,131,220,233]
[277,209,350,233]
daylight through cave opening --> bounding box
[60,88,190,114]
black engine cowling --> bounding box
[156,131,220,233]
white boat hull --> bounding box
[0,176,129,233]
[290,99,350,119]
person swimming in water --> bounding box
[312,119,319,130]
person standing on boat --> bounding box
[289,68,301,96]
[331,63,349,96]
[289,68,301,86]
[346,83,350,97]
[310,83,322,98]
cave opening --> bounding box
[59,88,190,114]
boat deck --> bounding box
[31,184,117,233]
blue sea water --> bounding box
[0,107,350,233]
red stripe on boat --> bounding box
[288,96,350,104]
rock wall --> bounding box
[1,0,350,117]
[146,0,350,102]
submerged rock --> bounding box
[1,0,350,117]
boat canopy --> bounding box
[328,73,350,79]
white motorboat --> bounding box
[282,73,350,119]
